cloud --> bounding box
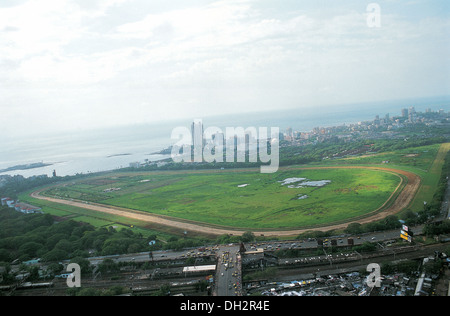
[0,0,449,137]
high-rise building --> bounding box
[191,119,203,146]
[408,106,416,123]
[374,115,380,125]
[191,120,204,162]
[286,127,293,138]
[212,132,224,146]
[401,108,408,118]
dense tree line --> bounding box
[423,220,450,236]
[0,207,254,268]
[343,215,402,236]
[0,172,91,200]
[0,208,154,264]
[410,147,450,230]
[0,175,58,200]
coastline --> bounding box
[0,162,53,173]
[1,96,448,179]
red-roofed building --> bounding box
[14,202,43,214]
[1,197,15,208]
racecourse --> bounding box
[30,166,421,237]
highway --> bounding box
[85,228,409,265]
[80,226,425,297]
[215,245,241,296]
[242,228,419,251]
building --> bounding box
[212,132,224,146]
[408,106,416,123]
[1,198,42,214]
[191,119,204,162]
[1,197,16,208]
[1,197,11,206]
[129,162,141,169]
[14,202,43,214]
[285,127,293,141]
[183,265,216,276]
[401,108,408,118]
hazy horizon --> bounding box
[1,94,449,144]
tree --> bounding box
[72,225,95,238]
[98,258,119,274]
[47,262,64,276]
[19,242,43,259]
[403,210,418,226]
[55,239,74,253]
[195,280,209,292]
[28,266,40,281]
[383,215,401,230]
[241,231,255,243]
[42,249,68,262]
[0,249,11,262]
[423,220,450,236]
[423,259,442,275]
[353,242,376,253]
[345,223,363,235]
[70,257,91,275]
[76,288,101,296]
[46,233,68,250]
[154,284,171,296]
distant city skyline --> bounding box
[0,0,449,139]
[0,102,447,178]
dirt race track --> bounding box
[31,166,421,237]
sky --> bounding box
[0,0,449,138]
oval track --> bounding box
[31,166,421,237]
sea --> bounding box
[1,96,449,178]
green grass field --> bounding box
[41,168,401,230]
[328,143,450,213]
[22,142,449,232]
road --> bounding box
[83,225,420,266]
[84,228,412,266]
[214,245,241,296]
[79,227,422,296]
[85,244,244,296]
